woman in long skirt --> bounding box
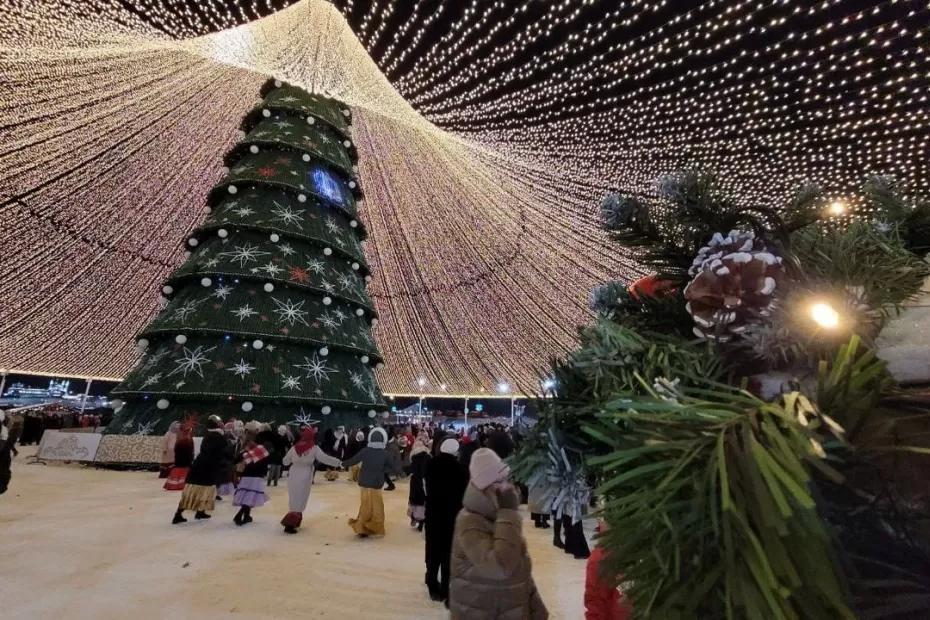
[233,422,270,526]
[342,427,393,537]
[164,424,194,491]
[159,422,179,479]
[280,427,342,534]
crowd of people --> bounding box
[154,416,632,618]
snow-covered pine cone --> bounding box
[684,230,784,342]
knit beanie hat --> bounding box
[439,438,459,455]
[469,447,510,490]
[368,427,387,449]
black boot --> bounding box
[283,525,298,534]
[242,506,253,524]
[172,510,187,525]
[552,512,564,549]
[234,508,245,526]
[195,510,211,520]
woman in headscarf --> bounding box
[423,437,468,603]
[232,421,271,526]
[342,427,394,537]
[159,421,180,479]
[163,422,194,491]
[173,415,226,524]
[280,426,342,534]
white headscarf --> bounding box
[367,427,387,450]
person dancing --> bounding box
[233,421,270,526]
[173,415,226,524]
[280,427,342,534]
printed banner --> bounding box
[37,430,103,462]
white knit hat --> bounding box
[439,438,459,455]
[368,427,387,449]
[469,447,510,490]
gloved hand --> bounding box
[496,483,520,510]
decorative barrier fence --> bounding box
[37,431,202,465]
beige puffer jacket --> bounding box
[449,484,548,620]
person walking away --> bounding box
[173,415,226,524]
[280,426,342,534]
[527,477,551,529]
[406,435,430,531]
[266,425,289,487]
[159,421,180,479]
[585,522,632,620]
[164,423,195,491]
[346,430,366,482]
[449,448,548,619]
[424,438,468,603]
[342,427,393,537]
[233,421,271,526]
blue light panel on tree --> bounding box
[311,166,345,206]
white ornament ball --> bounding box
[297,194,307,203]
[136,338,149,349]
[371,317,378,327]
[342,109,350,117]
[249,145,259,154]
[162,285,174,295]
[352,165,359,173]
[201,277,212,287]
[322,296,332,306]
[348,181,357,189]
[270,233,280,242]
[323,247,332,256]
[156,399,170,410]
[349,219,358,228]
[203,206,212,214]
[319,347,329,357]
[217,228,228,238]
[302,153,311,162]
[264,283,274,293]
[183,251,192,259]
[306,116,315,125]
[252,339,264,350]
[274,79,282,87]
[110,399,124,411]
[220,166,230,174]
[227,185,238,195]
[262,108,271,118]
[376,362,385,370]
[361,355,370,364]
[382,411,390,419]
[365,275,373,283]
[351,262,360,271]
[175,334,187,345]
[188,238,199,247]
[343,140,351,148]
[367,410,376,418]
[321,406,331,415]
[241,401,254,413]
[355,308,365,317]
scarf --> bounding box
[241,444,269,464]
[294,427,317,456]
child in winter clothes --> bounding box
[449,448,548,619]
[342,427,394,537]
[584,522,632,620]
[233,422,271,526]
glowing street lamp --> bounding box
[497,382,510,394]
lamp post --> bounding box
[79,378,93,414]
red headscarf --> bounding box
[294,427,317,456]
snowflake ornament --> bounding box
[169,345,216,378]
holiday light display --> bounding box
[1,0,928,395]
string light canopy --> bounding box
[1,0,928,396]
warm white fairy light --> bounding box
[0,0,928,396]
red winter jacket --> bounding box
[584,547,632,620]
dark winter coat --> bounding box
[407,451,430,507]
[424,453,468,562]
[459,440,480,476]
[342,446,393,489]
[267,433,289,466]
[0,437,12,495]
[345,436,366,460]
[385,439,404,476]
[186,430,227,486]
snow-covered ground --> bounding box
[0,447,586,619]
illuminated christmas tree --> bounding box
[108,79,386,435]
